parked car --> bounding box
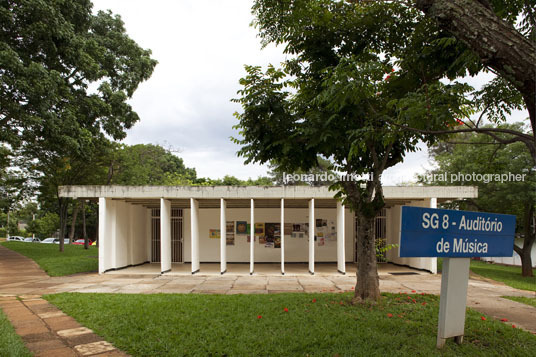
[53,238,70,245]
[72,239,93,245]
[23,237,41,243]
[41,238,56,244]
[6,236,25,242]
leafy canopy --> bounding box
[233,0,470,213]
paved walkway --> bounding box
[1,245,535,355]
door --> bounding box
[151,208,183,263]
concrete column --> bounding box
[250,198,255,275]
[430,197,438,274]
[220,198,227,274]
[160,198,172,274]
[337,201,346,274]
[128,204,134,266]
[430,197,437,209]
[281,198,285,275]
[110,201,117,269]
[146,208,151,262]
[190,198,200,274]
[98,198,107,274]
[309,198,315,275]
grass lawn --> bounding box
[504,296,536,308]
[469,260,535,292]
[0,309,32,357]
[1,241,98,276]
[44,292,536,356]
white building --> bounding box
[59,185,478,275]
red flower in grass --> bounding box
[411,290,416,293]
[421,293,425,296]
[481,316,486,321]
[512,325,516,328]
[500,318,508,322]
[283,308,289,312]
[339,301,344,305]
[385,75,391,81]
[312,298,317,303]
[412,299,416,303]
[421,302,427,306]
[387,313,393,318]
[257,315,262,319]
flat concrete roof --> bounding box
[59,185,477,201]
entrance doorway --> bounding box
[151,208,183,263]
[354,208,387,263]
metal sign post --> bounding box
[399,206,516,349]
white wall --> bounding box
[100,200,149,272]
[181,206,354,263]
[386,199,437,273]
[481,238,536,267]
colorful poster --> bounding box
[274,236,281,248]
[209,229,220,239]
[226,221,235,246]
[318,237,325,246]
[284,223,292,236]
[236,221,248,235]
[255,223,265,235]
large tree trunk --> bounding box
[416,0,536,146]
[354,215,380,302]
[69,201,79,243]
[514,204,535,277]
[58,198,69,253]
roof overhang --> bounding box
[59,185,477,209]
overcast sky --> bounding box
[92,0,527,185]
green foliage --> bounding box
[234,0,469,215]
[423,123,535,234]
[504,296,536,308]
[1,0,157,245]
[0,309,32,357]
[470,260,535,291]
[108,144,197,185]
[26,212,60,238]
[44,292,536,356]
[1,242,98,276]
[0,0,157,149]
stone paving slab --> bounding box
[74,341,117,356]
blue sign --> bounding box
[399,206,516,258]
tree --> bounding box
[412,0,536,161]
[268,157,338,186]
[107,144,197,185]
[234,0,466,301]
[423,123,535,277]
[1,0,157,251]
